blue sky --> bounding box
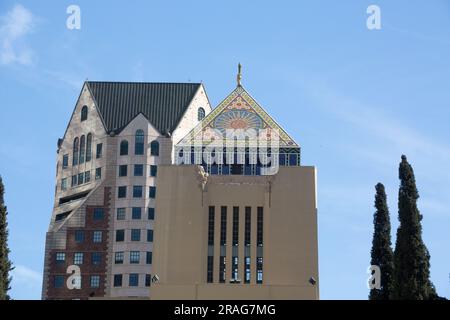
[0,0,449,300]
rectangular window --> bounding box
[74,252,83,265]
[118,165,127,177]
[90,275,100,288]
[114,252,124,264]
[207,256,214,283]
[219,256,226,283]
[149,186,156,199]
[257,257,263,284]
[91,252,101,265]
[116,208,126,220]
[75,230,84,243]
[232,256,239,281]
[147,229,153,242]
[131,229,141,241]
[132,207,141,220]
[129,274,139,287]
[150,165,157,177]
[78,173,84,185]
[118,186,127,198]
[93,208,104,220]
[84,171,91,183]
[244,257,251,284]
[148,208,155,220]
[133,185,143,198]
[134,164,144,176]
[145,274,151,287]
[92,231,102,243]
[96,143,103,159]
[208,206,215,246]
[61,178,67,191]
[62,154,69,169]
[54,275,64,288]
[115,230,125,242]
[245,207,251,246]
[257,207,263,246]
[232,207,239,246]
[130,251,140,264]
[95,167,102,180]
[71,175,77,187]
[146,252,152,264]
[220,206,227,246]
[113,274,122,287]
[55,252,65,264]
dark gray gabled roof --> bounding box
[86,81,201,134]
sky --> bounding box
[0,0,449,300]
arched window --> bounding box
[120,140,128,156]
[86,133,92,162]
[73,138,79,166]
[135,130,145,155]
[198,107,205,121]
[150,140,159,156]
[81,106,88,121]
[79,135,86,164]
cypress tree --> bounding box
[0,175,12,300]
[369,183,394,300]
[391,155,436,300]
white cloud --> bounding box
[0,4,36,66]
[11,265,42,285]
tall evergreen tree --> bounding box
[369,183,394,300]
[391,155,437,300]
[0,175,12,300]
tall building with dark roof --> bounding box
[42,81,211,299]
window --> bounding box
[115,230,125,242]
[75,230,84,243]
[118,165,127,177]
[116,208,126,220]
[132,207,141,220]
[130,251,140,264]
[145,274,151,287]
[79,135,85,164]
[114,252,124,264]
[150,140,159,156]
[129,274,139,287]
[96,143,103,159]
[91,252,101,265]
[74,252,83,265]
[78,173,84,185]
[90,275,100,288]
[85,171,91,183]
[219,256,226,283]
[146,252,152,264]
[257,207,263,246]
[95,167,102,180]
[61,178,67,191]
[93,208,104,220]
[232,256,239,281]
[73,138,79,166]
[257,257,263,284]
[133,186,143,198]
[131,229,141,241]
[120,140,128,155]
[62,154,69,169]
[220,206,227,246]
[150,165,157,177]
[207,256,213,283]
[81,105,88,121]
[148,208,155,220]
[149,186,156,199]
[86,133,92,162]
[118,186,127,198]
[71,175,78,187]
[114,274,122,287]
[289,153,298,166]
[232,207,239,246]
[244,257,251,284]
[134,164,144,176]
[245,207,251,246]
[147,230,153,242]
[198,107,205,121]
[93,231,102,243]
[54,275,64,288]
[55,252,65,264]
[208,206,215,245]
[135,130,145,155]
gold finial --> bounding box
[237,63,242,86]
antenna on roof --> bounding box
[237,63,242,87]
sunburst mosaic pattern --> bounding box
[213,110,264,134]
